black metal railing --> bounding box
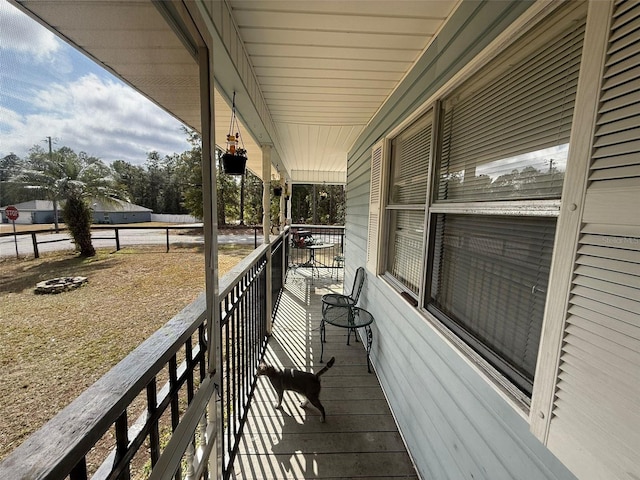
[219,246,268,478]
[0,293,210,480]
[271,233,285,313]
[289,224,345,273]
[0,230,289,480]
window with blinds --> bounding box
[428,214,556,394]
[437,3,585,203]
[385,112,432,294]
[425,2,587,397]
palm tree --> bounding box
[13,146,122,257]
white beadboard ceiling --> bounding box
[11,0,458,183]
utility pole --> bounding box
[46,136,60,233]
[312,184,317,224]
[239,172,245,225]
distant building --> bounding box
[0,200,56,224]
[90,198,152,224]
[1,199,152,224]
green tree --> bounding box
[173,128,266,225]
[1,153,35,206]
[13,145,121,257]
[175,129,203,219]
[161,153,186,214]
[243,170,263,225]
[291,184,344,225]
[112,159,147,207]
[144,151,165,213]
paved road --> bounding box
[0,226,257,258]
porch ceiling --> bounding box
[11,0,458,183]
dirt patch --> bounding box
[0,244,253,466]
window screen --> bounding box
[429,214,556,394]
[426,2,586,396]
[387,210,425,294]
[437,6,585,203]
[386,112,432,293]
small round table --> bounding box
[320,304,374,373]
[301,243,334,280]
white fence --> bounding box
[150,214,201,224]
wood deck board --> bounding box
[230,269,418,479]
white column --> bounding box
[262,145,273,334]
[199,45,221,480]
[278,176,285,229]
[261,145,272,244]
[286,179,293,225]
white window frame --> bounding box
[382,109,434,295]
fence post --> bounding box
[115,228,120,251]
[31,232,40,259]
[166,228,170,253]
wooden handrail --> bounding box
[0,230,289,479]
[0,294,207,478]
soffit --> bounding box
[13,0,459,183]
[228,0,458,183]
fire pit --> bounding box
[35,276,88,294]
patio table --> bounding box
[301,242,334,279]
[320,304,374,373]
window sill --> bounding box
[419,304,532,420]
[381,265,533,421]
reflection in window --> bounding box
[439,144,567,202]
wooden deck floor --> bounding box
[230,268,418,479]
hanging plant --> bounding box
[222,92,247,175]
[273,185,283,196]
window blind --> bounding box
[429,214,556,394]
[438,9,586,203]
[389,114,431,205]
[385,113,432,293]
[386,210,425,294]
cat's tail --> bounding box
[315,357,335,377]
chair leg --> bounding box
[320,319,326,363]
[365,325,373,373]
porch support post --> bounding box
[286,179,293,225]
[199,45,221,479]
[262,145,273,334]
[279,176,285,229]
[262,145,272,243]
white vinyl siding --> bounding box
[540,2,640,478]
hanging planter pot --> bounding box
[222,92,248,176]
[222,149,247,175]
[273,186,283,197]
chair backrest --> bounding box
[349,267,366,304]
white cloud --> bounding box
[2,73,191,164]
[0,1,191,165]
[0,0,61,61]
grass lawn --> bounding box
[0,243,253,464]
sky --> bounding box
[0,0,191,166]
